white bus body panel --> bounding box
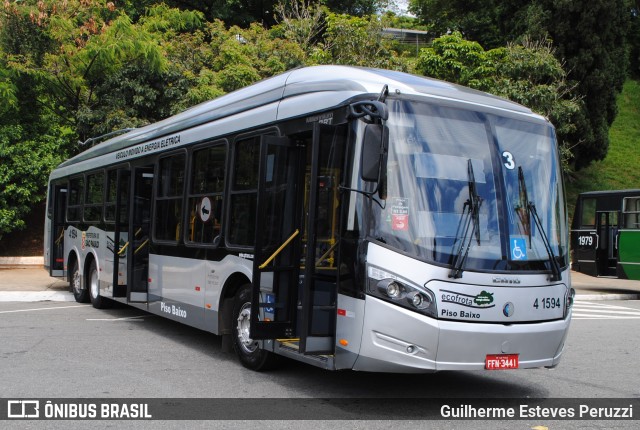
[147,254,254,333]
[334,294,366,370]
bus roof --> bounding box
[577,189,640,198]
[57,65,541,169]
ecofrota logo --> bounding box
[7,400,40,418]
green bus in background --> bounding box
[571,190,640,279]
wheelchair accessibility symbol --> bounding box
[511,238,527,261]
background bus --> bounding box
[45,65,573,373]
[571,190,640,279]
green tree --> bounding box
[0,60,71,237]
[0,125,71,237]
[417,32,582,170]
[410,0,633,170]
[0,1,188,236]
[0,0,412,239]
[1,1,170,140]
[308,12,406,70]
[118,0,388,27]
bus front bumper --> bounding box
[351,296,571,373]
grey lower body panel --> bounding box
[352,295,571,373]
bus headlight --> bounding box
[368,266,437,318]
[407,291,431,310]
[377,279,403,298]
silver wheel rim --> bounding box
[72,268,82,294]
[90,268,99,299]
[236,302,258,353]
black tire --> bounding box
[232,284,279,371]
[70,259,89,303]
[88,260,111,309]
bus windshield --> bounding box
[368,98,568,274]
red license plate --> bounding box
[485,354,519,370]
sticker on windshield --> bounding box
[502,151,515,170]
[391,198,409,231]
[510,237,527,261]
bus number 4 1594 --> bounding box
[533,297,561,309]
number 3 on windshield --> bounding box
[502,151,515,170]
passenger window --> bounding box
[67,177,84,222]
[581,198,596,228]
[187,144,226,245]
[84,172,104,222]
[155,153,186,242]
[105,170,118,222]
[623,197,640,229]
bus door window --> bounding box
[596,211,618,276]
[228,136,260,247]
[105,168,129,295]
[302,126,346,270]
[50,183,67,274]
[298,123,348,354]
[248,134,302,342]
[129,166,154,301]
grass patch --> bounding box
[565,79,640,218]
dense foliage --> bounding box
[0,0,637,239]
[409,0,634,169]
[416,33,580,170]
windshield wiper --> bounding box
[449,159,483,279]
[517,166,562,282]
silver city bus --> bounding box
[44,66,573,372]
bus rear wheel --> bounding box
[70,259,89,303]
[232,284,279,371]
[89,260,111,309]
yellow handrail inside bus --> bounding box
[117,242,130,256]
[258,229,299,270]
[55,228,65,245]
[134,239,149,255]
[315,240,339,267]
[117,227,143,256]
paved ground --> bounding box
[1,265,639,301]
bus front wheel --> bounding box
[232,284,279,371]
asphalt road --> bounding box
[1,298,639,429]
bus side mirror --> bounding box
[361,124,389,183]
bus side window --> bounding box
[187,143,227,245]
[155,152,186,243]
[624,197,640,229]
[580,198,596,228]
[67,176,84,222]
[84,171,104,223]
